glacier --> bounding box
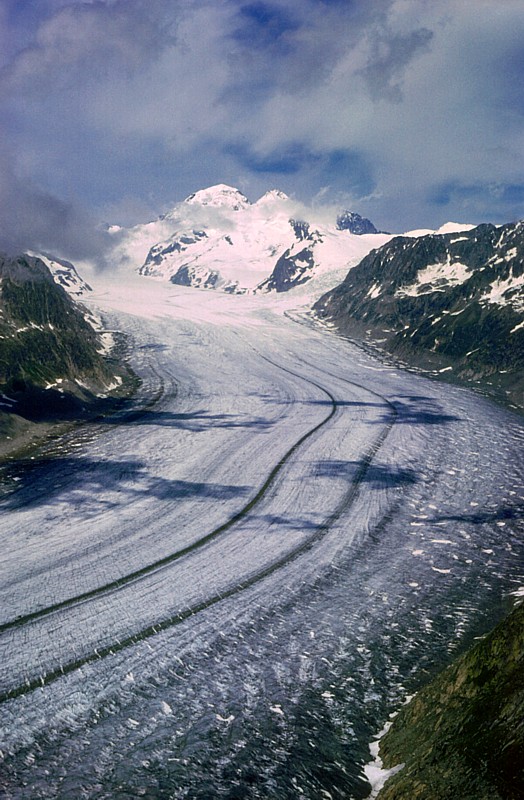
[0,264,522,799]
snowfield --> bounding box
[0,272,523,799]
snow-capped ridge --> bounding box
[404,222,476,238]
[184,184,250,210]
[109,184,484,298]
[436,222,477,235]
[255,189,290,204]
[26,252,92,296]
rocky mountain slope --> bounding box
[313,221,524,408]
[0,253,124,438]
[336,210,385,235]
[374,600,524,800]
[31,252,93,296]
[110,184,393,293]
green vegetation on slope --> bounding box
[0,254,110,390]
[375,602,524,800]
[0,254,135,456]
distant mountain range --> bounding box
[109,184,395,293]
[3,184,522,418]
[313,221,524,408]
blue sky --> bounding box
[0,0,523,260]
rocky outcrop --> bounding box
[336,210,383,235]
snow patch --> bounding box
[396,261,471,297]
[363,722,404,799]
[480,271,524,311]
[367,283,382,299]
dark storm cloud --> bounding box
[0,145,113,260]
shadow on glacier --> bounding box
[1,457,250,510]
[249,513,322,532]
[261,394,462,425]
[313,460,419,487]
[248,392,385,410]
[295,399,385,408]
[429,503,524,525]
[389,396,462,425]
[105,408,276,432]
[308,395,461,426]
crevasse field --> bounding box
[1,275,523,799]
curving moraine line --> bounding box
[0,364,336,637]
[0,357,397,704]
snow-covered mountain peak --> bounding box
[184,184,250,210]
[336,210,380,235]
[255,189,290,205]
[111,185,479,298]
[26,252,92,296]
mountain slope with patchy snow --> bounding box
[0,253,129,447]
[375,601,524,800]
[314,220,524,407]
[28,252,93,296]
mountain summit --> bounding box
[111,185,389,295]
[336,210,383,235]
[183,184,250,210]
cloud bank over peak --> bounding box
[0,0,523,262]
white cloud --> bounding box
[0,0,523,253]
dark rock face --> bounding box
[314,221,524,407]
[376,602,524,800]
[289,219,311,241]
[260,245,316,292]
[336,211,381,235]
[169,266,219,288]
[0,253,113,410]
[141,230,207,273]
[257,222,325,293]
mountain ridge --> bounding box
[0,252,131,458]
[374,600,524,800]
[313,220,524,408]
[110,184,398,294]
